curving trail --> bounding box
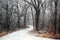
[0,25,59,40]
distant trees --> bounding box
[0,0,29,33]
[0,0,60,36]
[24,0,60,35]
[0,0,13,32]
[23,0,42,31]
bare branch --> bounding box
[23,0,36,8]
[37,0,41,8]
[23,0,33,5]
[31,0,34,4]
[34,0,36,5]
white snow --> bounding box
[0,25,59,40]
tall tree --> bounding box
[53,0,59,34]
[31,7,35,29]
[23,0,42,31]
[5,2,10,32]
[22,4,30,27]
[16,1,20,28]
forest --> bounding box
[0,0,60,39]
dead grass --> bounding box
[28,30,60,39]
[0,31,7,37]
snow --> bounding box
[0,25,59,40]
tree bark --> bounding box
[24,14,26,27]
[31,7,35,29]
[5,4,10,32]
[35,9,40,31]
[53,2,57,34]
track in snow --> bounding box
[0,25,59,40]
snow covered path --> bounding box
[0,25,59,40]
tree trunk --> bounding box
[35,9,40,31]
[53,2,57,34]
[31,7,35,29]
[17,1,20,28]
[24,13,27,27]
[5,4,10,32]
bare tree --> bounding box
[16,1,20,28]
[23,0,42,31]
[22,4,30,27]
[53,0,59,34]
[31,7,35,29]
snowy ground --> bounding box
[0,25,60,40]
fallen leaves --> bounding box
[28,30,60,39]
[0,31,7,37]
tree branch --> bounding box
[23,0,33,5]
[34,0,36,5]
[23,0,36,8]
[37,0,41,8]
